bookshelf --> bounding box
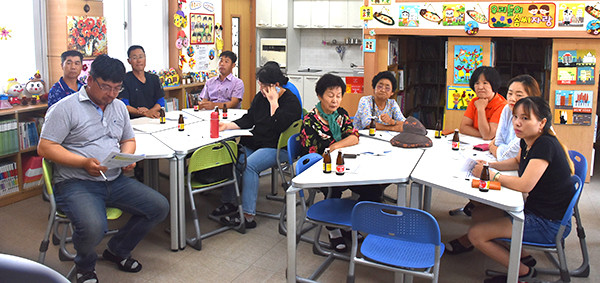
[0,104,47,207]
[163,82,205,110]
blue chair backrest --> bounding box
[295,153,323,175]
[560,175,583,227]
[287,133,302,169]
[568,150,587,183]
[351,201,441,245]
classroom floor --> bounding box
[1,149,600,283]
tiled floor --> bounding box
[1,150,599,282]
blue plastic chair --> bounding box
[294,153,358,281]
[347,201,444,283]
[490,175,587,282]
[569,150,587,184]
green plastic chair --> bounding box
[186,141,245,251]
[38,159,122,263]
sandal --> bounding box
[102,249,142,273]
[484,266,537,283]
[521,255,537,267]
[77,270,98,283]
[329,235,347,253]
[220,214,257,229]
[210,203,238,217]
[445,239,474,255]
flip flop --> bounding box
[220,214,257,229]
[210,203,238,217]
[445,239,474,255]
[102,249,142,273]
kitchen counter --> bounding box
[286,68,363,77]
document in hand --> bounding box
[101,152,146,169]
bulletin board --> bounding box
[178,0,222,73]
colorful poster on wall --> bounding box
[558,50,577,67]
[442,4,465,26]
[453,45,483,84]
[190,13,214,45]
[364,39,376,52]
[66,16,107,57]
[77,59,93,84]
[488,3,556,28]
[465,4,488,24]
[447,86,476,110]
[577,67,595,85]
[370,0,390,4]
[554,90,574,124]
[558,68,577,85]
[573,90,593,125]
[558,3,586,27]
[398,5,420,27]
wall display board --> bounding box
[179,0,222,73]
[453,45,483,84]
[366,1,600,35]
[554,90,593,125]
[557,49,597,85]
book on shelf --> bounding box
[165,97,180,112]
[0,161,19,196]
[18,120,41,151]
[0,119,19,155]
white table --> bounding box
[130,110,203,133]
[285,137,425,282]
[411,133,524,283]
[182,108,247,121]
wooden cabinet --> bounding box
[0,104,47,207]
[256,0,288,28]
[163,82,205,110]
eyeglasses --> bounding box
[95,80,124,94]
[376,84,392,91]
[130,55,145,60]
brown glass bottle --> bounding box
[335,151,345,175]
[222,103,228,119]
[322,149,331,173]
[159,108,166,124]
[479,163,490,192]
[193,95,199,111]
[369,119,376,136]
[451,129,460,150]
[434,120,441,138]
[178,114,184,131]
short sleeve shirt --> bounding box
[353,96,405,130]
[300,107,359,156]
[463,94,507,130]
[118,72,164,116]
[518,134,575,220]
[40,87,135,184]
[199,73,244,108]
[48,77,84,108]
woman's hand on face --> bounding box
[474,98,489,110]
[262,84,279,102]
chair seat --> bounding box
[190,178,229,189]
[361,235,445,269]
[306,198,358,226]
[497,238,556,248]
[56,208,122,220]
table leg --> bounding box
[176,153,187,250]
[507,210,524,283]
[286,185,299,283]
[169,157,179,251]
[423,186,432,212]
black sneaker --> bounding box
[77,270,98,283]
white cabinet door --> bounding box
[271,0,288,28]
[256,0,272,27]
[293,0,311,28]
[311,0,330,28]
[329,0,348,28]
[287,75,304,108]
[303,76,320,111]
[347,0,363,29]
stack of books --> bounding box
[18,120,41,150]
[0,161,18,196]
[0,119,19,155]
[165,97,180,112]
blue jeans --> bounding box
[222,146,287,215]
[54,174,169,272]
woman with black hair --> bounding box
[215,64,302,228]
[353,71,405,131]
[460,66,507,140]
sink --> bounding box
[298,68,322,73]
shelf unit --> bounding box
[493,38,552,99]
[163,82,205,110]
[400,36,447,128]
[0,104,47,207]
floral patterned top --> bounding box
[300,107,359,156]
[353,95,405,130]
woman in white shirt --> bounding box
[489,75,541,161]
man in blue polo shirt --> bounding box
[48,50,84,107]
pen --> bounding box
[100,170,108,181]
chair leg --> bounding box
[571,207,590,278]
[38,215,56,263]
[59,223,75,261]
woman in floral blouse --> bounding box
[300,73,386,253]
[353,71,405,131]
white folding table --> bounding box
[285,137,425,282]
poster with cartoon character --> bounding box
[453,45,483,84]
[442,4,465,26]
[398,5,420,27]
[558,3,585,27]
[190,13,214,45]
[447,86,476,110]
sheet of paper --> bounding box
[101,152,146,169]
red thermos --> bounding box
[210,107,219,138]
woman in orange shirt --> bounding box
[460,66,507,140]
